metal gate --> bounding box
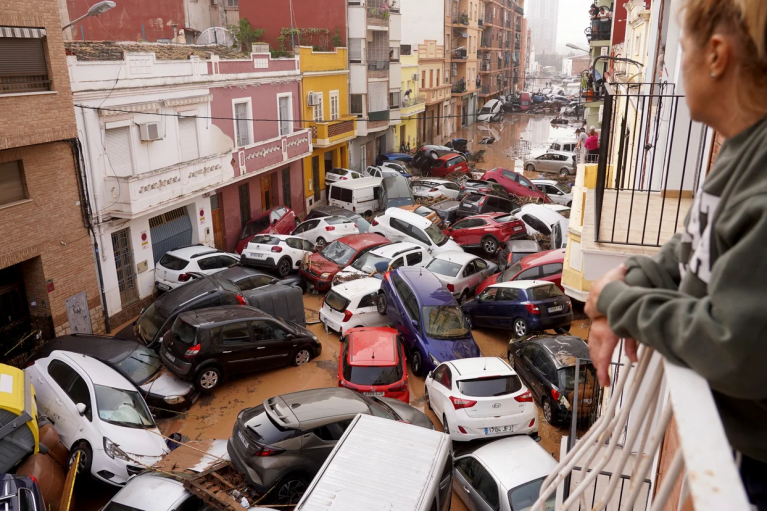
[148,207,193,265]
[111,228,139,308]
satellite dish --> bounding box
[196,27,235,47]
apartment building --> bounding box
[398,51,426,150]
[0,0,103,358]
[478,0,519,105]
[446,0,481,127]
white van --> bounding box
[295,414,453,511]
[328,177,383,216]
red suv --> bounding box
[476,248,566,295]
[443,213,527,256]
[481,168,550,202]
[338,327,409,403]
[300,233,389,291]
[428,152,470,178]
[235,206,298,254]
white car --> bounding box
[101,473,207,510]
[363,165,401,179]
[319,277,391,335]
[453,435,557,511]
[27,351,168,486]
[371,208,463,255]
[155,246,239,292]
[324,167,363,184]
[532,179,573,207]
[382,161,411,176]
[513,204,569,249]
[291,215,359,247]
[411,179,461,199]
[425,357,538,442]
[241,234,315,278]
[543,204,571,219]
[333,241,432,285]
[477,98,504,122]
[424,251,498,304]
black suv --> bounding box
[161,305,322,391]
[455,192,519,220]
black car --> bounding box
[305,205,371,233]
[507,336,596,425]
[216,264,305,293]
[118,273,246,350]
[30,334,199,412]
[445,138,470,155]
[412,145,453,171]
[458,180,510,200]
[380,175,415,209]
[161,305,322,391]
[455,192,519,220]
[430,200,462,226]
[0,475,45,511]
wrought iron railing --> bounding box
[589,19,612,41]
[451,80,466,93]
[0,75,51,94]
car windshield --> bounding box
[241,216,270,238]
[555,183,571,194]
[508,477,555,511]
[479,106,493,114]
[324,290,351,312]
[425,223,449,246]
[500,261,524,282]
[171,316,198,345]
[558,365,596,391]
[321,241,357,266]
[115,346,162,385]
[422,306,471,339]
[351,252,390,273]
[344,364,403,386]
[426,258,462,277]
[457,375,522,397]
[528,285,564,300]
[415,206,434,217]
[136,303,166,343]
[94,385,155,429]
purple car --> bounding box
[377,266,480,375]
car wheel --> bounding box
[556,325,571,334]
[277,257,292,278]
[559,168,570,177]
[68,441,92,476]
[482,236,499,255]
[567,201,573,207]
[458,290,470,305]
[376,292,387,315]
[364,210,373,217]
[442,414,450,435]
[315,237,327,249]
[526,164,536,172]
[292,348,312,366]
[195,366,222,392]
[411,350,424,376]
[274,475,309,506]
[543,397,556,425]
[513,318,529,338]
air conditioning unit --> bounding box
[412,73,418,81]
[139,122,163,141]
[307,92,321,106]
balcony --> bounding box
[367,59,390,78]
[513,3,524,14]
[367,0,391,27]
[421,83,452,104]
[588,19,612,42]
[306,115,357,148]
[368,109,390,122]
[484,12,494,25]
[451,79,466,94]
[478,18,484,27]
[400,94,426,117]
[451,47,468,60]
[452,12,470,25]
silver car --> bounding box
[523,151,576,177]
[425,251,498,304]
[531,179,573,206]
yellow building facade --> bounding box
[298,46,357,211]
[398,53,426,151]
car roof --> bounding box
[371,241,422,258]
[165,245,218,260]
[38,335,137,362]
[329,177,382,189]
[331,277,382,297]
[252,233,294,241]
[519,248,566,268]
[337,233,389,250]
[546,150,574,157]
[432,250,478,266]
[490,279,553,290]
[532,336,590,368]
[531,179,558,186]
[396,267,455,306]
[216,265,269,282]
[503,239,541,251]
[154,274,224,316]
[348,328,399,367]
[519,204,568,223]
[111,473,188,508]
[470,436,557,491]
[483,98,501,107]
[52,351,135,390]
[180,305,269,326]
[447,357,512,379]
[384,207,433,229]
[431,200,461,210]
[415,178,453,185]
[269,388,371,428]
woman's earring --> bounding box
[711,73,718,78]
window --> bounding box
[226,0,238,6]
[473,465,500,510]
[390,217,410,235]
[498,288,519,301]
[515,267,540,280]
[455,457,480,482]
[0,160,27,206]
[541,263,563,277]
[237,274,274,291]
[48,360,76,392]
[238,183,251,228]
[358,292,379,308]
[429,69,434,88]
[278,94,292,136]
[421,70,426,88]
[406,251,423,266]
[178,116,199,161]
[313,92,324,122]
[400,44,412,56]
[104,126,133,176]
[389,90,401,109]
[0,32,49,94]
[253,321,288,340]
[390,257,405,269]
[351,94,364,116]
[330,91,339,120]
[197,255,223,271]
[221,322,250,345]
[312,419,352,441]
[282,167,292,208]
[436,69,440,86]
[234,101,251,147]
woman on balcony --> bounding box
[585,0,767,507]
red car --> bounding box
[443,213,527,256]
[300,233,390,291]
[338,327,409,403]
[235,206,298,254]
[428,152,471,178]
[481,168,550,203]
[476,248,566,295]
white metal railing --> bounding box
[532,346,751,511]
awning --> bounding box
[459,32,468,38]
[0,27,46,38]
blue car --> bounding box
[378,267,480,375]
[462,280,573,338]
[384,152,414,164]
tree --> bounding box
[229,19,264,53]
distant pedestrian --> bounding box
[576,128,588,163]
[584,129,599,161]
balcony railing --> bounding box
[306,116,357,146]
[401,94,426,108]
[589,19,612,42]
[0,74,51,94]
[452,12,470,25]
[367,59,390,77]
[513,4,524,14]
[484,12,494,24]
[594,82,706,247]
[451,47,468,60]
[451,80,466,93]
[478,18,484,27]
[480,84,490,94]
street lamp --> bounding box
[62,1,116,30]
[566,43,590,54]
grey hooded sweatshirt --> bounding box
[597,116,767,463]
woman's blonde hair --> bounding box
[682,0,767,115]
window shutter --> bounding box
[234,103,250,146]
[0,38,48,92]
[279,96,291,135]
[104,127,133,176]
[0,161,26,205]
[178,117,199,161]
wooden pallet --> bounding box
[182,461,251,510]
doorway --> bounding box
[111,227,139,308]
[261,175,273,210]
[360,143,367,170]
[148,208,192,267]
[210,193,225,249]
[312,156,320,201]
[323,151,333,200]
[399,125,406,151]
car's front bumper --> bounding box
[91,448,163,487]
[448,406,538,442]
[145,388,200,412]
[300,268,333,291]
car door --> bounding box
[408,224,433,251]
[427,364,452,420]
[216,322,258,375]
[453,456,481,511]
[513,266,542,282]
[388,217,411,243]
[437,453,453,511]
[357,292,383,326]
[35,359,88,447]
[196,254,226,275]
[496,287,521,329]
[272,207,293,233]
[301,419,354,475]
[469,462,502,511]
[405,249,429,268]
[448,218,477,245]
[471,288,498,327]
[460,260,478,295]
[292,219,321,243]
[540,262,564,289]
[468,219,491,244]
[251,320,294,369]
[444,182,462,198]
[284,238,307,267]
[519,344,545,401]
[470,258,491,291]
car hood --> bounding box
[305,254,342,274]
[139,367,195,398]
[97,422,168,459]
[427,336,481,362]
[475,272,500,295]
[335,267,367,281]
[378,398,435,430]
[435,239,463,254]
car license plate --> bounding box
[485,425,515,435]
[157,282,171,291]
[165,351,176,363]
[548,305,564,313]
[249,252,265,259]
[363,391,384,397]
[237,430,249,449]
[514,226,523,231]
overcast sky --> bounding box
[555,0,593,53]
